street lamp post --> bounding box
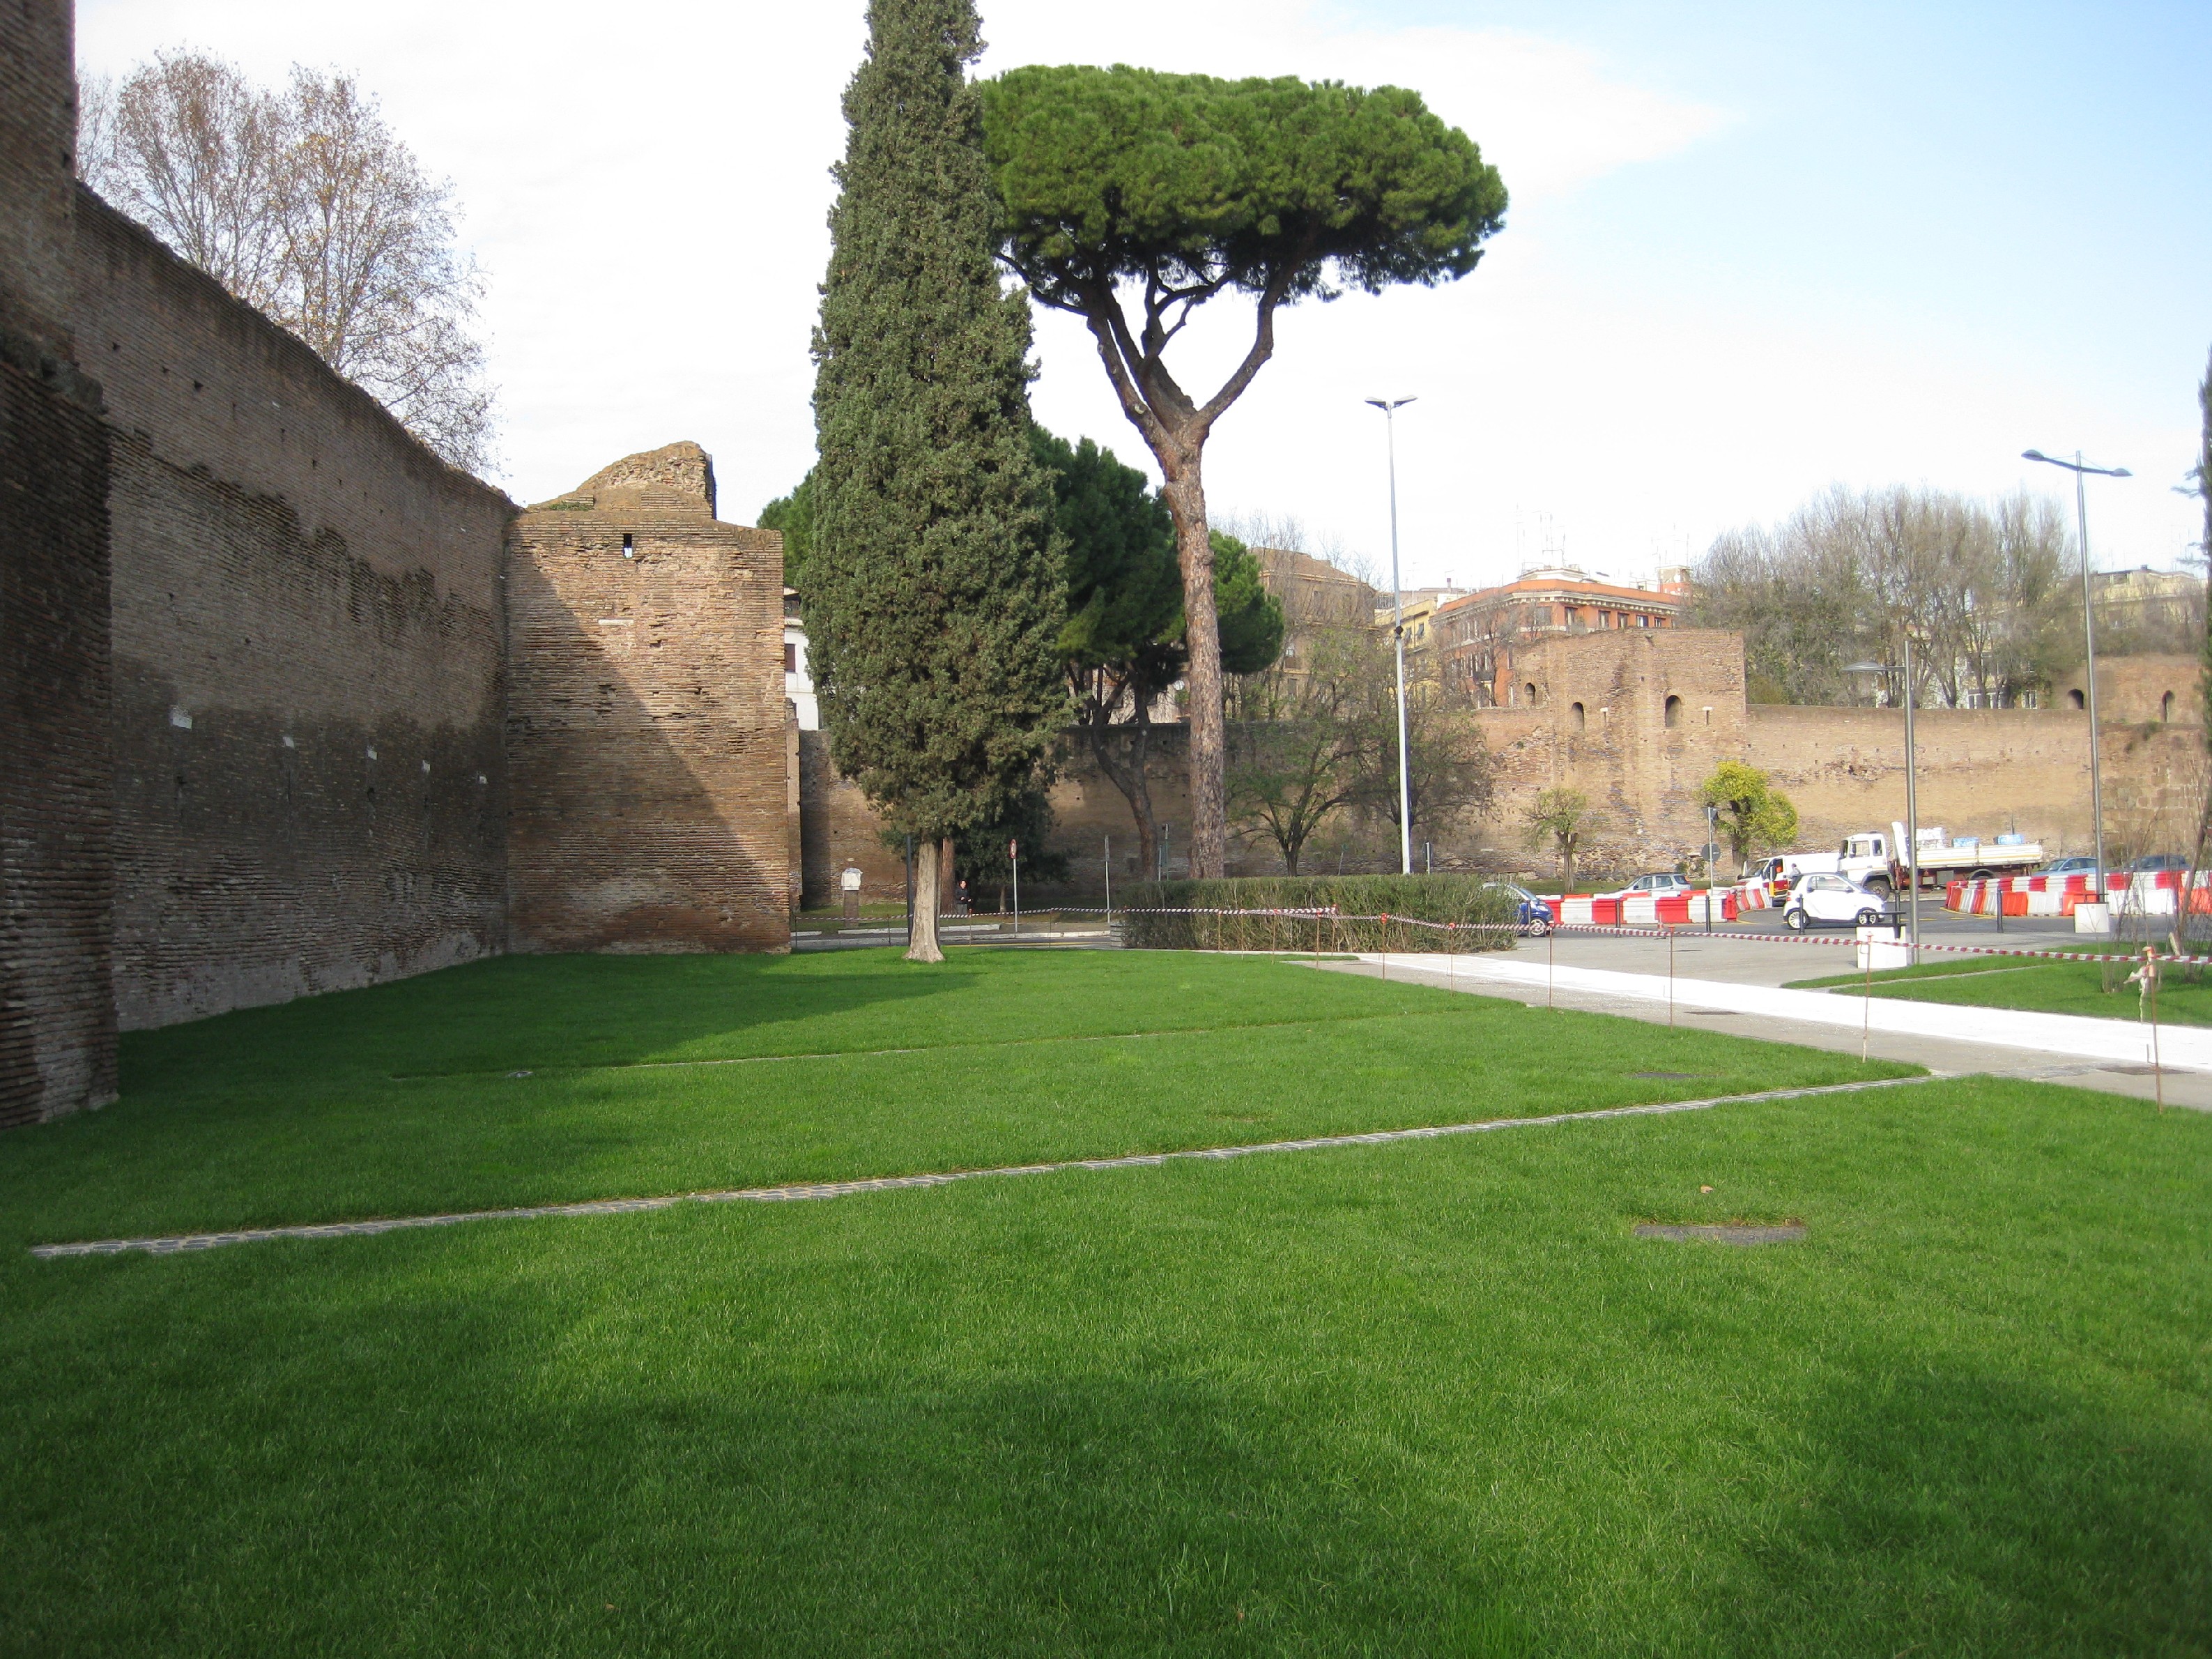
[2024,448,2131,910]
[1845,654,1919,951]
[1903,634,1921,956]
[1366,397,1417,876]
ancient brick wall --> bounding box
[799,730,907,907]
[1,0,117,1125]
[507,448,790,952]
[1471,629,1749,874]
[75,192,515,1029]
[2054,653,2201,726]
[1748,704,2199,865]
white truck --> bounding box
[1835,823,2043,896]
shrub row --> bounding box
[1115,875,1521,954]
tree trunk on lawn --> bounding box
[1160,462,1227,878]
[907,839,944,963]
[1562,846,1576,892]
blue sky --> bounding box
[77,0,2212,590]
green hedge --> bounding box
[1116,875,1521,953]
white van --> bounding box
[1746,851,1841,899]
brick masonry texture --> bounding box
[4,8,794,1124]
[1,0,118,1126]
[75,192,516,1029]
[507,446,791,953]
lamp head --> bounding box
[2022,449,2050,464]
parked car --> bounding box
[1484,881,1552,937]
[2040,854,2100,876]
[1606,871,1694,899]
[2125,853,2190,873]
[1783,873,1897,931]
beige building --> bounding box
[1436,565,1689,708]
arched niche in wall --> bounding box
[1664,694,1684,729]
[1569,701,1586,732]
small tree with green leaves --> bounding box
[808,0,1066,963]
[1523,788,1602,892]
[1700,760,1799,878]
[981,66,1505,880]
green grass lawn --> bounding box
[1,950,1900,1248]
[1788,945,2212,1026]
[4,950,2208,1656]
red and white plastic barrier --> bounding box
[1545,890,1738,926]
[1947,869,2212,919]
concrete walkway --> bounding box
[1327,945,2212,1111]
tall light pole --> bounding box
[2024,448,2131,904]
[1846,654,1919,950]
[1903,633,1921,955]
[1366,396,1416,875]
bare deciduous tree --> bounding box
[78,52,496,473]
[1692,484,2082,708]
[1229,622,1493,874]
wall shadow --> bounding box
[504,510,790,956]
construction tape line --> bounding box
[890,908,2205,965]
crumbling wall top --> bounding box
[532,441,718,518]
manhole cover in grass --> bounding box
[1629,1071,1705,1079]
[1634,1223,1806,1246]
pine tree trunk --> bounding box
[907,839,944,963]
[1160,463,1227,878]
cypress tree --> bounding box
[809,0,1065,962]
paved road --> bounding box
[1316,935,2211,1112]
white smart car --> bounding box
[1783,873,1896,931]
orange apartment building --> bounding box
[1436,565,1690,707]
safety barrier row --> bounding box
[1545,891,1739,926]
[1947,869,2212,919]
[1095,908,2212,969]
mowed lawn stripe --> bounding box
[31,1074,1944,1258]
[1,966,1912,1246]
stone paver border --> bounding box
[30,1075,1938,1260]
[1633,1223,1808,1244]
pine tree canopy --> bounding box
[978,66,1506,314]
[808,0,1066,844]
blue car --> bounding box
[1484,881,1553,937]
